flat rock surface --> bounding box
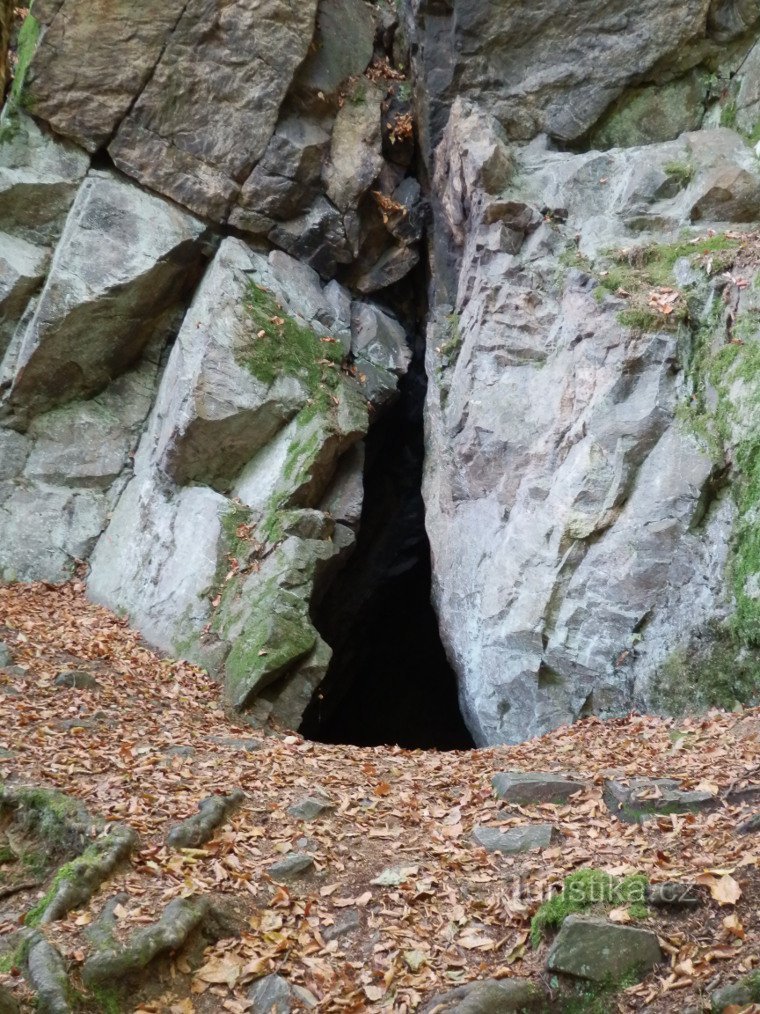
[472,824,556,854]
[492,772,586,805]
[547,916,663,983]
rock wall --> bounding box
[413,3,760,743]
[0,0,416,730]
[2,0,760,743]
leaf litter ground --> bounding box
[1,582,759,1012]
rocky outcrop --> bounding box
[3,0,760,746]
[421,99,760,743]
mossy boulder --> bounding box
[547,916,662,983]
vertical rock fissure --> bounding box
[299,280,474,751]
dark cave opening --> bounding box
[299,334,474,752]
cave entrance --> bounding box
[299,335,474,752]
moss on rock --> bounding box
[531,869,649,947]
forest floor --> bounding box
[0,581,759,1012]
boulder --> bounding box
[268,197,353,279]
[292,0,376,107]
[473,824,556,854]
[546,916,662,983]
[604,779,718,823]
[689,165,760,222]
[324,81,385,213]
[231,117,331,234]
[3,171,208,424]
[492,773,585,805]
[109,0,319,219]
[0,233,48,358]
[267,852,315,881]
[54,670,100,690]
[0,114,89,246]
[247,974,295,1014]
[736,812,760,834]
[711,979,759,1012]
[410,0,754,149]
[287,796,334,820]
[25,0,189,151]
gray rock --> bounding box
[0,642,11,667]
[248,974,294,1014]
[352,242,421,294]
[54,670,100,690]
[473,823,556,854]
[547,916,662,983]
[108,0,319,219]
[287,796,335,820]
[689,164,760,222]
[0,232,48,359]
[646,882,702,909]
[410,0,754,148]
[421,99,749,746]
[163,746,194,759]
[492,773,585,805]
[0,114,89,246]
[267,852,315,881]
[231,118,331,233]
[604,779,717,823]
[420,977,545,1013]
[25,0,189,152]
[737,812,760,834]
[209,737,261,753]
[3,171,207,423]
[293,0,376,104]
[324,81,385,213]
[711,980,757,1012]
[268,197,353,279]
[323,908,361,942]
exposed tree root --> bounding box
[81,895,241,988]
[166,789,246,848]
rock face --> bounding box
[422,106,760,744]
[3,0,760,747]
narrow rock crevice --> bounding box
[300,298,474,751]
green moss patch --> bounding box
[242,283,344,396]
[531,869,648,947]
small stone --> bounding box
[54,670,101,690]
[268,852,314,881]
[420,977,545,1013]
[0,643,12,667]
[209,737,261,752]
[711,980,756,1011]
[323,909,361,942]
[371,865,418,887]
[646,882,702,909]
[163,746,195,759]
[736,812,760,834]
[547,916,662,983]
[248,973,294,1013]
[727,784,760,806]
[492,772,585,805]
[287,796,334,820]
[473,823,557,854]
[604,778,717,823]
